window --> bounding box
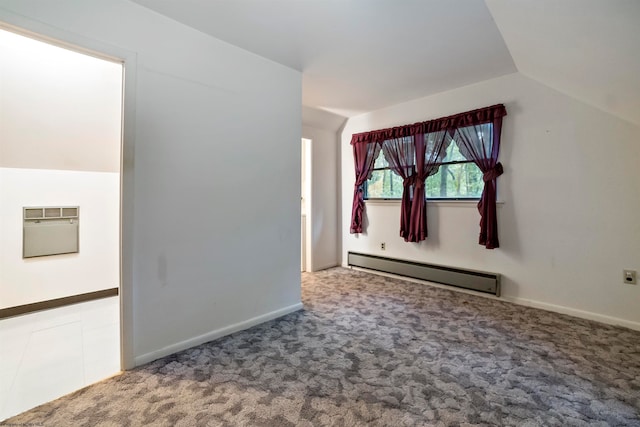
[364,140,483,200]
[350,103,505,247]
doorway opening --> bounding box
[301,138,312,272]
[0,27,123,420]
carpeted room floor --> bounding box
[3,267,640,427]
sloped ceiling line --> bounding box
[131,0,639,125]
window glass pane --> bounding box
[373,149,389,168]
[440,140,467,162]
[425,162,483,198]
[424,131,452,162]
[364,147,483,200]
[366,169,404,199]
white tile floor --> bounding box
[0,296,120,421]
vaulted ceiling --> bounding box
[131,0,640,125]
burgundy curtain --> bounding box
[349,141,381,234]
[408,129,451,242]
[350,104,506,247]
[454,119,504,249]
[381,136,415,240]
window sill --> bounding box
[365,199,505,207]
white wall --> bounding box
[341,72,640,329]
[302,106,345,271]
[302,125,339,271]
[0,28,122,172]
[0,0,302,364]
[0,28,121,308]
[0,169,119,307]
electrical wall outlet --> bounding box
[380,242,386,250]
[623,270,637,285]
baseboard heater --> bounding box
[347,252,500,296]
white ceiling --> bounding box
[130,0,516,117]
[131,0,640,125]
[486,0,640,126]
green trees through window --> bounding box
[365,141,483,199]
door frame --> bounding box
[302,138,312,272]
[0,13,138,370]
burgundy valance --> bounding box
[350,104,506,145]
[351,122,425,145]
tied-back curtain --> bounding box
[350,141,381,234]
[350,104,506,248]
[381,136,415,240]
[408,130,452,242]
[454,120,504,248]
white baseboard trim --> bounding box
[500,296,640,331]
[345,266,640,332]
[134,302,303,367]
[309,262,340,272]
